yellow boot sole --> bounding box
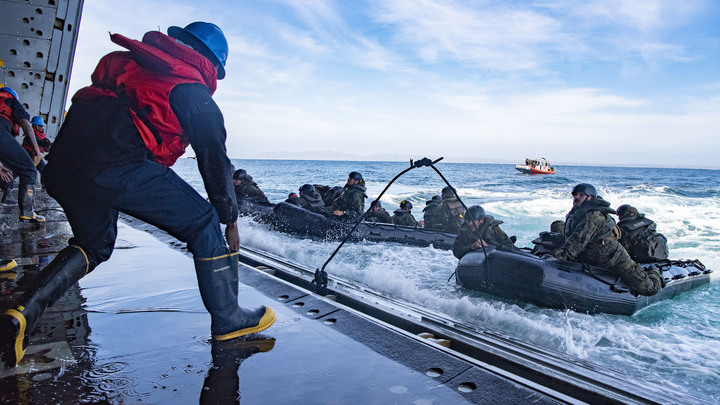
[213,307,276,341]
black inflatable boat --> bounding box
[239,200,457,250]
[455,246,713,315]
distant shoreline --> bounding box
[183,156,720,171]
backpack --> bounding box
[618,216,669,263]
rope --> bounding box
[312,157,491,293]
[313,157,448,294]
[428,164,490,283]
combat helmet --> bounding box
[464,205,486,222]
[299,184,315,196]
[233,169,247,181]
[571,183,597,197]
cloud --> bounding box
[66,0,720,168]
[369,0,563,71]
[366,0,710,74]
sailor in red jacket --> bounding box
[0,22,275,367]
[0,87,44,221]
[22,116,52,178]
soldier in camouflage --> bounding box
[440,186,465,233]
[616,204,669,263]
[365,200,393,224]
[422,195,444,230]
[297,184,326,213]
[330,171,367,220]
[555,184,662,296]
[452,205,514,259]
[392,200,419,227]
[233,169,270,205]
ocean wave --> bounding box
[175,159,720,402]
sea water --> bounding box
[174,158,720,403]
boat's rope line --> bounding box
[583,259,711,293]
[313,157,473,294]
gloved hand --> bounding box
[645,267,665,289]
[554,249,572,261]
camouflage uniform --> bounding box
[556,197,662,296]
[422,196,444,230]
[314,184,343,208]
[616,205,668,262]
[234,175,270,204]
[452,215,513,259]
[366,207,393,224]
[441,197,465,233]
[298,190,326,213]
[392,209,419,227]
[331,184,367,219]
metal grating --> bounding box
[0,0,84,140]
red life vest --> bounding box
[23,127,49,154]
[72,31,218,167]
[0,91,18,128]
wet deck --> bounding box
[0,191,572,404]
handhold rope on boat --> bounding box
[655,259,709,275]
[583,259,711,293]
[313,157,469,294]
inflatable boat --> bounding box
[238,198,275,223]
[455,246,712,315]
[239,200,457,250]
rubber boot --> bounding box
[1,189,16,205]
[0,245,90,367]
[1,175,15,205]
[18,182,45,223]
[0,259,17,272]
[195,250,275,341]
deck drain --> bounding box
[426,368,443,377]
[457,382,476,393]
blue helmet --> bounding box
[168,22,228,80]
[0,87,18,100]
[31,116,45,126]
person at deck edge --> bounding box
[0,22,275,367]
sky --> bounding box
[68,0,720,168]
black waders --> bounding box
[0,245,90,367]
